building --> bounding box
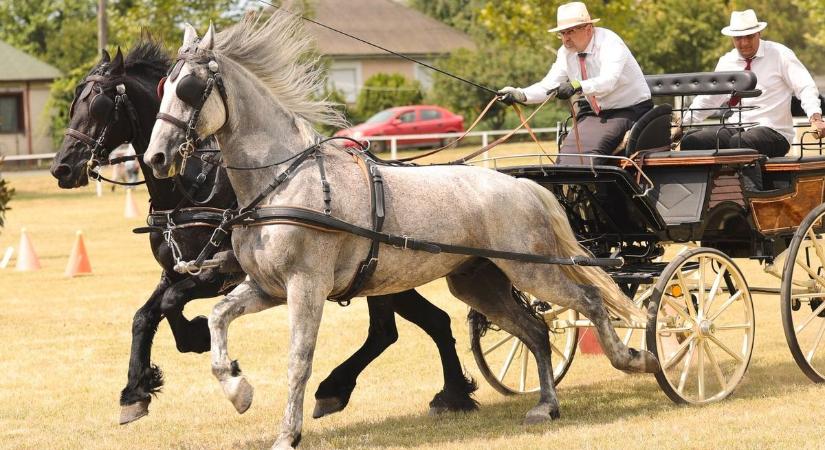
[0,40,61,156]
[308,0,475,102]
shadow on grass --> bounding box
[232,358,816,449]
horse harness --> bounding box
[161,54,625,306]
[64,69,146,186]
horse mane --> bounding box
[213,10,346,128]
[124,39,171,79]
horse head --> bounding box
[51,43,168,188]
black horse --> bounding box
[50,42,476,424]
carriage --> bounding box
[469,71,825,404]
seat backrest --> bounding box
[645,71,758,97]
[625,104,673,156]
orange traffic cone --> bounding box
[65,230,92,277]
[578,329,603,354]
[15,228,42,271]
[124,188,140,219]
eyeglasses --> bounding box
[557,24,590,38]
[733,33,759,42]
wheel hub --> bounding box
[697,319,715,337]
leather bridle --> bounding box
[155,56,229,173]
[64,72,146,186]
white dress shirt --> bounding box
[521,27,651,110]
[684,40,822,144]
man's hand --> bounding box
[497,86,526,105]
[557,80,583,100]
[812,114,825,139]
[670,117,684,148]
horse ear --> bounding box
[111,47,125,75]
[101,49,111,63]
[183,23,199,47]
[198,22,216,51]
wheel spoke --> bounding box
[658,326,693,334]
[663,334,696,370]
[698,257,707,318]
[795,300,825,334]
[497,339,520,381]
[663,295,693,323]
[704,265,728,316]
[707,335,744,364]
[676,271,698,319]
[697,338,706,401]
[519,344,529,392]
[707,290,744,322]
[805,228,825,269]
[483,334,514,356]
[703,340,727,389]
[793,257,825,289]
[806,317,825,363]
[714,323,753,331]
[622,328,634,346]
[550,341,568,365]
[677,340,697,394]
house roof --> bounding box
[0,39,62,82]
[308,0,475,57]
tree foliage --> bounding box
[353,73,423,122]
[0,0,243,145]
[0,164,14,231]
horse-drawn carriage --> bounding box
[470,71,825,404]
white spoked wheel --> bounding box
[645,248,755,404]
[469,293,579,395]
[781,203,825,382]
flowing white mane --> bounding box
[214,10,346,128]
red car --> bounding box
[335,105,464,151]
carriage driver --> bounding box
[678,9,825,157]
[498,2,653,165]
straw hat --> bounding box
[721,9,767,37]
[548,2,600,33]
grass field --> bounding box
[1,152,824,449]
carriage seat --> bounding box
[645,71,759,97]
[619,104,673,157]
[763,155,825,172]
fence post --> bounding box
[391,138,397,160]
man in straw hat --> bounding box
[679,9,825,156]
[498,1,652,164]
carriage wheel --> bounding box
[469,294,579,395]
[645,248,755,404]
[781,203,825,382]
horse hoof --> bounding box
[119,399,150,425]
[639,349,660,373]
[523,404,558,425]
[222,376,254,414]
[312,397,345,419]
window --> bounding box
[420,109,441,121]
[0,94,23,134]
[328,61,362,103]
[398,111,416,123]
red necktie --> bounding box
[729,57,753,107]
[578,53,601,115]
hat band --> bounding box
[729,23,762,32]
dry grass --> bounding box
[1,158,824,450]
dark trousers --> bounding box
[558,99,654,165]
[681,126,790,158]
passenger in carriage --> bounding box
[679,9,825,157]
[496,2,652,164]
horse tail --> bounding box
[520,179,645,322]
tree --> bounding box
[0,164,13,231]
[354,73,423,122]
[407,0,479,34]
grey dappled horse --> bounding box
[144,12,658,449]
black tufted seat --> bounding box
[645,71,759,97]
[623,104,673,156]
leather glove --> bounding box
[498,86,526,105]
[556,80,582,100]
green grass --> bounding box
[0,167,823,450]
